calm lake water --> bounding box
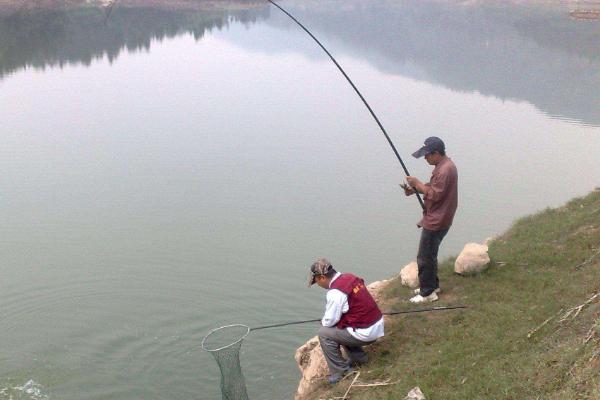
[1,1,600,399]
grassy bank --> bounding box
[313,189,600,400]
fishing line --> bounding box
[102,0,424,208]
[249,305,467,331]
[267,0,425,210]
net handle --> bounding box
[201,324,250,352]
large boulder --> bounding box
[400,261,419,288]
[455,243,490,274]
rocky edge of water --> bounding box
[293,242,491,399]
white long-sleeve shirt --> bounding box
[321,272,384,341]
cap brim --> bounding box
[412,146,429,158]
[308,274,315,287]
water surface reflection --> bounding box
[2,1,600,125]
[1,2,599,400]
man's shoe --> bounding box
[413,287,442,295]
[409,292,438,303]
[328,368,354,384]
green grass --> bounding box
[312,189,600,400]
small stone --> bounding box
[405,386,426,400]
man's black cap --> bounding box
[412,137,445,158]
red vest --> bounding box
[329,273,383,330]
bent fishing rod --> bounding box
[250,305,467,331]
[102,0,423,208]
[267,0,425,210]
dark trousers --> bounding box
[417,228,449,296]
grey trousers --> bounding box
[318,326,374,375]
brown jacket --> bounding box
[418,156,458,231]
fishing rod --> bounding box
[267,0,425,210]
[101,0,424,209]
[250,305,467,331]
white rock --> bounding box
[400,261,419,288]
[367,279,389,303]
[455,242,490,274]
[405,386,426,400]
[294,336,328,400]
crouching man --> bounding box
[308,258,384,384]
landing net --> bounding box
[201,324,250,400]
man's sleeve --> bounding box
[321,290,348,327]
[423,171,449,203]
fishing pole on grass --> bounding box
[249,305,467,331]
[267,0,425,210]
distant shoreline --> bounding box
[3,0,600,18]
[0,0,264,16]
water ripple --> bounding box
[0,380,49,400]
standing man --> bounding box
[403,136,458,304]
[308,258,384,384]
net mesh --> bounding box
[202,324,250,400]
